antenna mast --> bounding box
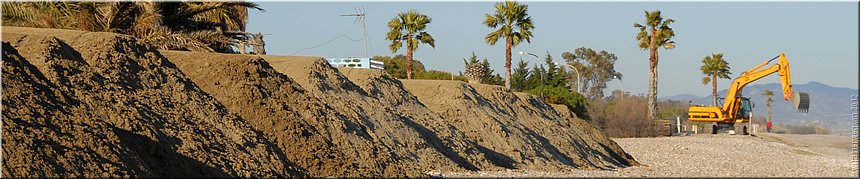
[341,6,368,58]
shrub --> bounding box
[526,86,589,120]
[586,92,670,138]
[414,70,468,82]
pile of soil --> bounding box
[401,80,637,170]
[2,27,301,177]
[164,51,468,177]
[2,26,637,177]
[264,56,480,176]
[339,67,505,171]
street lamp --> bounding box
[614,75,623,102]
[559,54,583,95]
[519,51,544,99]
[565,64,583,94]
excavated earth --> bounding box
[2,27,301,177]
[2,26,636,177]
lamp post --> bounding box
[614,75,623,102]
[519,51,544,99]
[567,64,583,94]
[560,54,583,95]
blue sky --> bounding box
[247,1,858,97]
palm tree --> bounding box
[634,10,675,120]
[700,53,732,106]
[484,1,534,90]
[762,89,775,132]
[386,10,435,80]
[1,1,263,53]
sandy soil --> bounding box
[3,26,633,177]
[2,27,300,177]
[401,80,636,170]
[442,133,858,177]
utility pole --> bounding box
[341,6,369,58]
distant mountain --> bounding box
[660,81,859,131]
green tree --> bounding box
[481,59,505,86]
[386,10,436,80]
[562,47,622,99]
[463,52,481,66]
[2,1,264,53]
[511,59,530,91]
[762,89,774,132]
[700,53,731,106]
[521,54,589,119]
[634,10,676,120]
[484,1,534,90]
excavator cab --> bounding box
[736,97,752,120]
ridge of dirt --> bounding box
[339,67,504,171]
[264,56,478,176]
[476,88,640,169]
[163,51,454,177]
[401,80,638,171]
[3,26,640,177]
[2,26,301,177]
[548,104,639,167]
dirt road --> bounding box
[441,133,857,177]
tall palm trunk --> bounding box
[767,99,772,123]
[647,34,659,120]
[712,75,717,106]
[505,36,512,90]
[407,46,414,79]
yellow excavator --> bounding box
[688,53,810,135]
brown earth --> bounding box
[401,80,638,171]
[2,26,636,177]
[2,27,301,177]
[163,51,465,177]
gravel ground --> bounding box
[440,133,858,177]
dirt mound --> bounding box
[3,26,637,177]
[1,27,301,177]
[548,104,639,167]
[263,56,485,176]
[339,67,507,171]
[163,51,451,177]
[402,80,637,170]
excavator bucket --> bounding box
[792,92,810,113]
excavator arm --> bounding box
[721,53,810,120]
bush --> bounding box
[586,92,674,138]
[375,55,466,82]
[526,86,589,119]
[414,70,467,82]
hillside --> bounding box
[661,82,859,131]
[2,26,636,177]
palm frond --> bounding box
[485,30,503,45]
[483,14,498,27]
[417,32,435,48]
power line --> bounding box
[342,6,370,58]
[289,34,363,56]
